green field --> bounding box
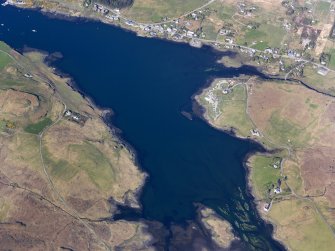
[239,24,286,49]
[314,1,330,22]
[198,82,254,137]
[269,199,335,251]
[218,5,235,20]
[327,49,335,70]
[249,155,281,200]
[0,41,13,70]
[217,85,254,137]
[0,120,6,131]
[44,148,77,181]
[302,65,335,96]
[316,1,330,12]
[69,142,115,190]
[14,133,42,170]
[202,23,218,40]
[209,1,235,21]
[0,52,12,71]
[267,111,308,148]
[25,118,53,134]
[123,0,207,22]
[0,41,12,53]
[46,142,115,191]
[251,41,269,51]
[283,161,304,196]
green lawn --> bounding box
[25,118,53,134]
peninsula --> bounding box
[196,76,335,251]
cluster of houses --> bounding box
[263,158,284,212]
[140,22,200,41]
[90,1,333,78]
[263,184,283,212]
[203,79,243,119]
[93,3,109,15]
[204,88,221,120]
[91,3,209,41]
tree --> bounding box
[94,0,134,8]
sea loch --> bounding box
[0,3,285,250]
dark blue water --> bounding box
[0,4,285,250]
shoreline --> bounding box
[54,6,288,246]
[0,39,158,249]
[4,2,288,249]
[196,203,242,250]
[5,12,244,248]
[195,103,288,250]
[193,71,335,250]
[4,0,265,72]
[28,48,148,211]
[194,71,333,250]
[192,76,290,250]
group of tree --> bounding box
[94,0,134,8]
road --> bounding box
[94,0,335,75]
[241,76,335,237]
[196,38,335,74]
